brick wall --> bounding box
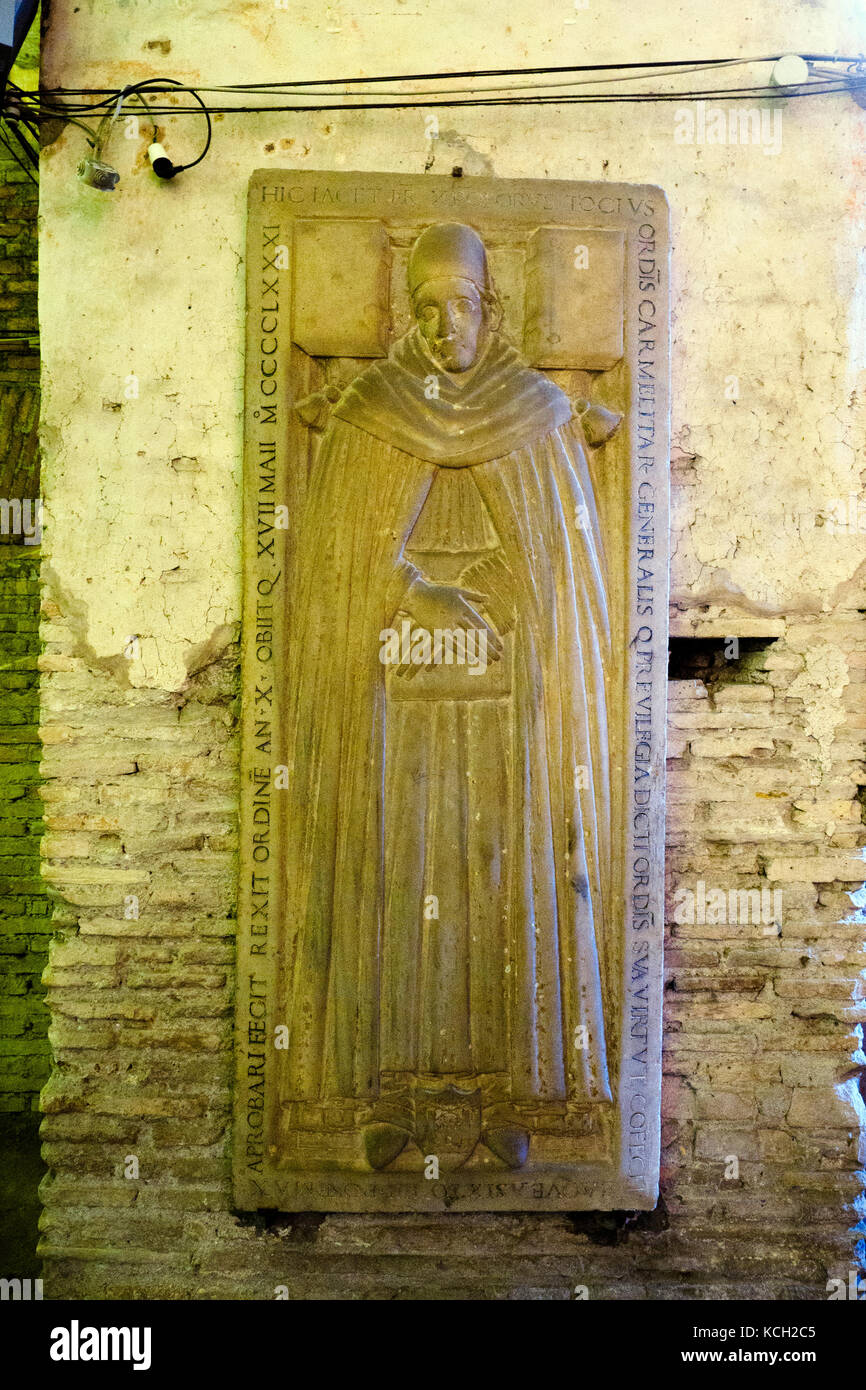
[35,607,865,1298]
[0,545,46,1111]
[0,15,45,1277]
[0,542,45,1278]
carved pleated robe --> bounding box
[278,328,613,1107]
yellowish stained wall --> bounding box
[39,0,866,690]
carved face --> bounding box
[413,276,485,373]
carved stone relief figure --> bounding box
[277,221,619,1173]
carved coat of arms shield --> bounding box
[414,1085,482,1171]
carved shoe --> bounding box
[483,1124,530,1169]
[363,1121,410,1171]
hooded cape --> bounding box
[279,329,612,1106]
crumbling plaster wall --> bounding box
[33,0,866,1299]
[38,0,866,687]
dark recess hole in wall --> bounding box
[234,1209,327,1243]
[0,1113,44,1278]
[567,1197,670,1245]
[232,1200,671,1247]
[667,636,779,686]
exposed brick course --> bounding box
[35,618,866,1298]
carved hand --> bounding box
[458,554,516,638]
[396,577,503,679]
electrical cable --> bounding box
[131,91,158,141]
[3,110,39,165]
[95,77,210,169]
[15,112,42,143]
[33,52,866,93]
[53,112,99,142]
[4,81,97,140]
[40,56,755,102]
[17,88,858,116]
[1,54,860,178]
[19,73,862,118]
[25,79,859,116]
[17,54,865,113]
[123,55,854,100]
[0,123,38,182]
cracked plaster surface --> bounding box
[786,638,851,774]
[39,0,866,690]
